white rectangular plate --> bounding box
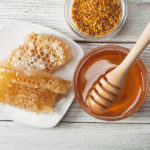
[0,20,84,128]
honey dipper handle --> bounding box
[107,22,150,87]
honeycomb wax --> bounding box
[0,66,71,113]
[8,33,72,73]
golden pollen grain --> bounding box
[72,0,121,37]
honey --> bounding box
[73,46,148,120]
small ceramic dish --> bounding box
[64,0,128,40]
[0,20,84,128]
[73,45,148,121]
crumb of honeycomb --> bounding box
[8,32,72,73]
[0,66,71,113]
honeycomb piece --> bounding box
[8,32,72,73]
[0,84,61,113]
[0,66,67,113]
[0,66,71,94]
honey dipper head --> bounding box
[86,76,121,114]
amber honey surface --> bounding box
[76,48,147,118]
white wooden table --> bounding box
[0,0,150,150]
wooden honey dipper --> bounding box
[87,22,150,113]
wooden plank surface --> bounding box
[0,122,150,150]
[0,0,149,42]
[0,0,150,150]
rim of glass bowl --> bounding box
[64,0,128,41]
[73,45,149,121]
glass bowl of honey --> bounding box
[73,45,148,121]
[64,0,127,40]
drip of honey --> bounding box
[77,49,145,117]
